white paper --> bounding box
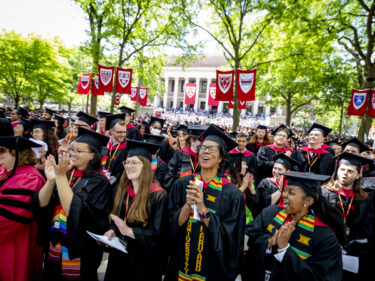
[30,138,48,159]
[342,254,359,274]
[86,230,127,253]
[192,179,204,221]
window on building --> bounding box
[201,81,207,93]
[200,101,205,110]
[181,80,185,92]
[170,101,173,108]
[171,80,175,92]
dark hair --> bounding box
[83,144,102,177]
[304,189,347,246]
[42,128,58,157]
[55,119,65,139]
[225,161,242,186]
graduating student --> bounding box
[65,111,98,144]
[103,139,168,281]
[230,132,258,183]
[103,113,127,185]
[14,118,33,138]
[34,127,112,281]
[257,124,294,182]
[97,111,111,135]
[163,125,206,192]
[0,137,45,281]
[166,124,246,281]
[322,152,375,281]
[43,108,57,121]
[244,172,345,281]
[292,123,335,176]
[54,115,67,140]
[341,137,369,155]
[143,134,168,187]
[246,125,271,154]
[31,119,58,158]
[257,154,300,209]
[174,124,189,151]
[118,106,138,140]
[11,106,29,128]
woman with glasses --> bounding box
[103,139,168,281]
[34,127,112,281]
[166,124,246,281]
[0,137,46,281]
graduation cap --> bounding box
[341,137,369,153]
[16,106,29,118]
[98,111,111,118]
[19,118,33,132]
[307,123,332,137]
[126,139,160,162]
[229,132,238,139]
[76,127,109,151]
[177,124,188,134]
[118,106,136,115]
[0,118,13,136]
[31,119,55,130]
[334,152,373,170]
[53,115,66,123]
[188,125,208,137]
[271,124,293,138]
[105,113,126,131]
[281,171,331,195]
[76,111,98,126]
[257,125,267,130]
[149,116,165,128]
[0,136,41,150]
[202,124,237,152]
[273,153,300,170]
[325,139,340,146]
[228,153,244,166]
[143,134,165,145]
[44,107,57,115]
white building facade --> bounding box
[160,56,275,116]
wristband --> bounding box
[199,208,211,219]
[277,243,290,252]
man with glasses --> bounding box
[118,106,138,140]
[292,123,334,175]
[102,113,128,185]
[257,124,294,182]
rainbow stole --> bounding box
[178,175,222,281]
[101,155,107,171]
[267,209,314,260]
[151,157,158,173]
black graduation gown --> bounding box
[166,175,246,281]
[256,178,280,209]
[292,148,334,176]
[159,140,175,164]
[33,172,113,281]
[244,205,343,281]
[104,141,127,185]
[229,147,258,182]
[321,188,375,280]
[163,149,199,192]
[155,157,168,188]
[246,142,265,155]
[104,187,168,281]
[126,124,139,140]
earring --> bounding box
[304,203,307,207]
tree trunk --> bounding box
[232,58,240,132]
[339,102,344,135]
[134,57,143,117]
[286,98,292,126]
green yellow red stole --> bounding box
[267,209,315,260]
[178,174,223,281]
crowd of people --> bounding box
[0,105,374,281]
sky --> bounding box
[0,0,222,55]
[0,0,89,47]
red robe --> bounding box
[0,166,45,281]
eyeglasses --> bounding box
[68,148,91,155]
[123,160,143,167]
[73,123,89,128]
[112,130,126,135]
[275,134,288,139]
[199,145,220,153]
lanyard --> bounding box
[338,195,354,222]
[190,155,199,173]
[307,152,319,170]
[68,169,81,189]
[108,142,121,168]
[123,192,134,224]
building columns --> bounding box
[173,77,178,109]
[205,78,212,111]
[194,78,200,111]
[163,77,169,108]
[183,77,188,111]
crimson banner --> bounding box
[368,90,375,117]
[138,87,147,106]
[115,67,132,94]
[228,100,247,109]
[208,84,219,106]
[185,83,196,105]
[216,70,234,101]
[130,87,138,101]
[92,75,104,96]
[114,93,122,105]
[76,74,91,94]
[347,89,369,116]
[237,69,256,101]
[98,64,114,92]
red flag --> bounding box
[130,87,138,101]
[114,93,122,105]
[138,87,147,106]
[228,101,234,109]
[115,67,132,94]
[228,100,247,109]
[237,69,256,101]
[208,84,219,106]
[92,75,104,96]
[98,64,114,92]
[216,70,234,101]
[77,73,91,94]
[347,89,369,116]
[184,83,196,105]
[368,90,375,117]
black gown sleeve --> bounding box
[155,160,168,188]
[256,179,278,208]
[257,146,275,180]
[245,154,258,182]
[126,127,139,140]
[163,151,182,193]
